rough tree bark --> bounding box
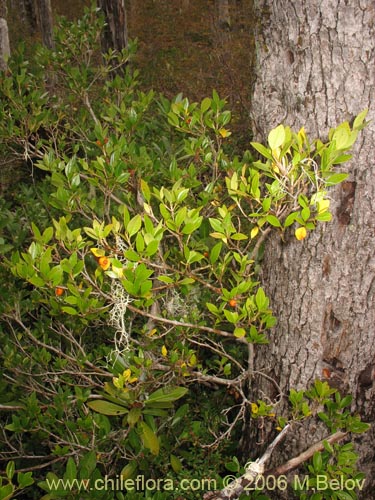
[98,0,128,53]
[35,0,54,49]
[0,19,10,71]
[0,0,10,71]
[18,0,38,30]
[247,0,375,498]
[216,0,231,30]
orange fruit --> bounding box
[229,299,237,307]
[55,287,64,296]
[98,256,110,270]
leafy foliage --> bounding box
[0,6,369,500]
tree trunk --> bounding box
[98,0,128,53]
[18,0,38,30]
[247,0,375,497]
[0,0,10,71]
[35,0,54,49]
[216,0,231,30]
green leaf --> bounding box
[234,327,246,338]
[201,97,212,113]
[348,420,370,433]
[124,249,140,262]
[120,461,137,480]
[331,122,357,149]
[139,422,159,455]
[142,407,168,417]
[79,451,97,479]
[353,109,368,130]
[157,275,174,284]
[210,242,222,264]
[140,179,151,202]
[209,218,224,232]
[231,233,248,241]
[6,462,15,481]
[298,194,309,209]
[301,207,311,221]
[250,142,273,160]
[223,309,238,323]
[48,266,64,286]
[206,302,219,314]
[262,197,271,212]
[266,215,281,227]
[284,212,298,228]
[170,454,183,473]
[87,400,128,416]
[336,491,357,500]
[268,124,285,150]
[127,215,142,237]
[0,483,14,500]
[255,287,268,311]
[182,219,202,234]
[325,172,349,186]
[61,306,78,316]
[179,277,195,285]
[167,111,179,127]
[322,440,334,454]
[312,451,322,472]
[29,274,45,287]
[310,494,323,500]
[17,471,34,488]
[127,407,142,426]
[42,226,54,244]
[65,457,77,481]
[135,232,145,253]
[145,239,159,257]
[145,386,188,406]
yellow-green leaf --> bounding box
[121,461,137,480]
[140,179,151,202]
[170,454,183,473]
[250,226,259,239]
[140,422,159,455]
[87,400,128,416]
[127,214,142,237]
[127,407,142,426]
[268,124,285,150]
[234,327,246,338]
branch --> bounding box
[127,303,247,343]
[203,425,290,500]
[266,430,348,477]
[203,428,349,500]
[83,93,99,125]
[13,456,67,474]
[0,404,24,411]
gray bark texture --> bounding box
[98,0,128,53]
[0,17,10,71]
[248,0,375,497]
[35,0,54,49]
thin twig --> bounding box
[127,303,247,343]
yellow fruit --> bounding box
[295,227,307,241]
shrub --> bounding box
[0,6,369,500]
